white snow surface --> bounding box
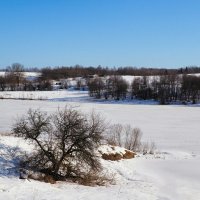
[0,71,40,77]
[122,75,159,84]
[0,96,200,199]
[0,90,89,101]
[98,144,127,155]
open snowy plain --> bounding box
[0,91,200,200]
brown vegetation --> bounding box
[102,153,123,161]
[101,150,135,161]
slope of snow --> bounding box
[0,99,200,199]
[0,134,199,200]
[1,134,199,200]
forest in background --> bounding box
[1,63,200,104]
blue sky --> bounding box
[0,0,200,68]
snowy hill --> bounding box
[0,99,200,199]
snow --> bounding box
[122,75,160,84]
[122,73,200,85]
[98,145,127,155]
[134,158,200,199]
[1,99,199,153]
[188,73,200,77]
[122,75,141,84]
[0,90,89,101]
[0,71,40,77]
[0,96,200,199]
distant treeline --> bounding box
[40,65,200,80]
[1,64,200,78]
[88,74,200,105]
[1,63,200,104]
[0,63,52,91]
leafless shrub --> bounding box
[141,142,149,155]
[12,107,106,184]
[106,124,156,154]
[106,124,142,152]
[141,141,156,155]
[149,142,156,154]
[124,126,142,152]
[106,124,123,146]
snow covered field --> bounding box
[0,71,40,77]
[0,90,89,101]
[0,97,200,200]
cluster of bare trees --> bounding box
[105,124,156,154]
[88,74,200,104]
[1,64,200,82]
[40,65,200,80]
[1,64,200,104]
[106,124,142,152]
[0,63,52,91]
[131,75,181,104]
[88,76,128,100]
[0,63,25,91]
[181,75,200,104]
[131,75,200,104]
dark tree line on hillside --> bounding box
[40,66,200,81]
[0,74,52,91]
[0,63,25,91]
[88,76,128,100]
[1,64,200,79]
[88,75,200,104]
[1,63,200,104]
[0,63,52,91]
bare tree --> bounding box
[13,107,106,182]
[88,77,105,98]
[106,76,128,100]
[6,63,25,90]
[0,76,6,91]
[181,75,200,104]
[131,77,142,99]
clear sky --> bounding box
[0,0,200,69]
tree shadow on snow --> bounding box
[0,143,23,177]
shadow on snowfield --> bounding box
[0,142,23,177]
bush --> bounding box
[141,142,156,155]
[124,126,142,151]
[106,124,156,154]
[106,124,123,146]
[13,107,106,182]
[106,124,142,152]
